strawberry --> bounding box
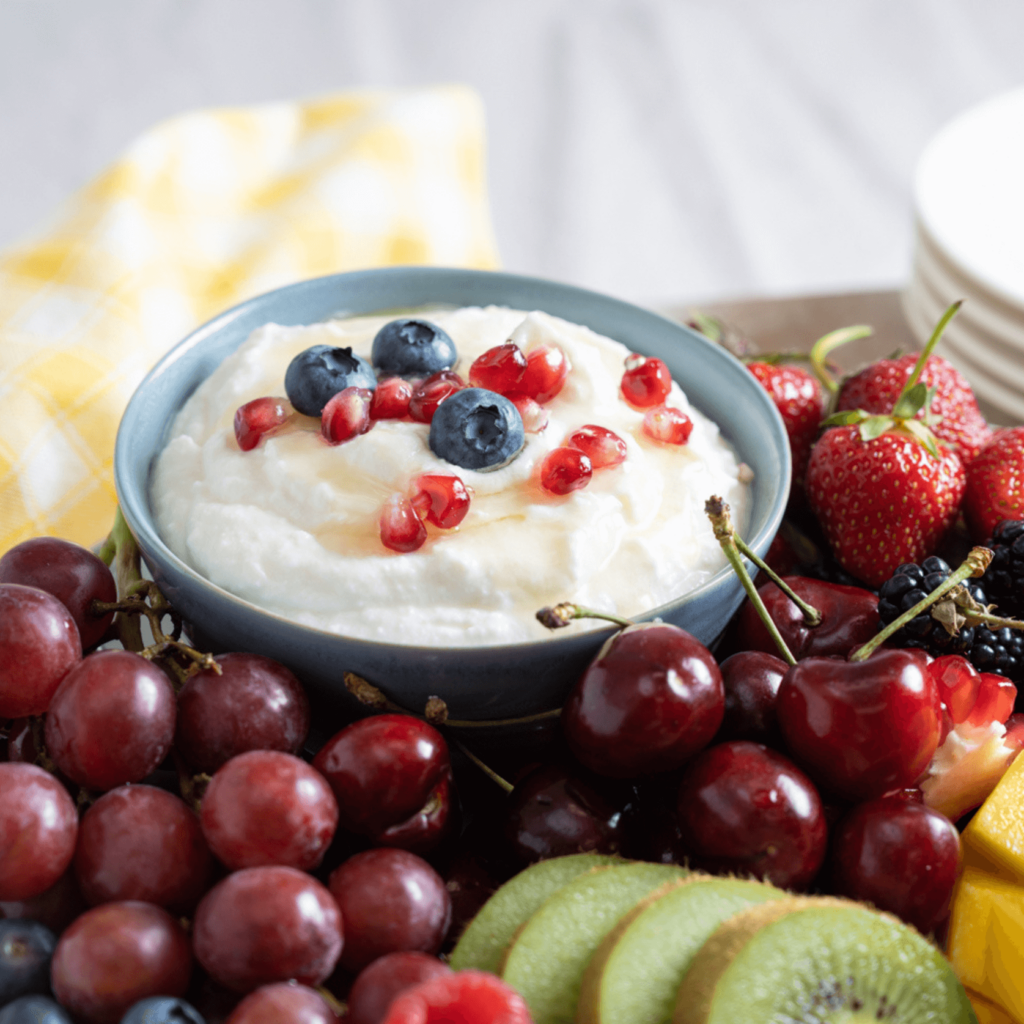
[747,362,825,489]
[806,303,968,587]
[837,352,991,464]
[963,426,1024,541]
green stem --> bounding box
[454,739,514,794]
[536,603,634,631]
[899,300,962,399]
[705,497,796,666]
[107,508,146,652]
[849,546,991,662]
[809,324,873,395]
[732,534,822,627]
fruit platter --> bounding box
[3,275,1024,1024]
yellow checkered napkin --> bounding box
[0,85,499,552]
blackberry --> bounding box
[877,557,981,656]
[983,519,1024,622]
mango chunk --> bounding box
[964,752,1024,881]
[968,989,1021,1024]
[948,866,1024,1022]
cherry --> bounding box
[408,371,464,424]
[226,983,338,1024]
[502,762,627,864]
[539,447,592,495]
[44,650,177,791]
[620,354,672,409]
[0,763,78,902]
[312,715,452,853]
[328,848,451,973]
[175,652,310,774]
[321,386,373,444]
[410,475,471,529]
[200,750,338,871]
[642,406,693,445]
[777,648,942,802]
[370,377,415,420]
[193,866,342,993]
[717,650,788,746]
[234,396,292,451]
[734,576,880,660]
[74,784,213,912]
[562,623,725,778]
[829,796,960,935]
[0,584,82,718]
[676,740,827,891]
[50,902,192,1024]
[568,425,627,469]
[348,952,452,1024]
[379,496,429,553]
[506,392,549,433]
[0,537,117,649]
[469,343,527,394]
[519,343,569,403]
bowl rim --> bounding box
[114,265,790,657]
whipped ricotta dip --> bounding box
[151,306,750,647]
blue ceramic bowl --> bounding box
[115,267,789,722]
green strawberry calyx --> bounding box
[819,300,963,460]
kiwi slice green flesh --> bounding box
[502,861,687,1024]
[448,854,622,973]
[674,897,978,1024]
[579,875,784,1024]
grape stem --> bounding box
[848,546,992,663]
[705,496,797,666]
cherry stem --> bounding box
[730,533,822,627]
[897,299,962,401]
[705,496,797,666]
[535,602,634,631]
[848,546,992,663]
[809,324,873,396]
[453,738,514,794]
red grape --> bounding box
[44,650,177,790]
[0,584,81,718]
[0,537,117,649]
[226,983,338,1024]
[348,952,452,1024]
[0,869,87,935]
[50,901,192,1024]
[73,784,213,912]
[0,763,78,902]
[328,848,451,973]
[200,751,338,871]
[175,653,310,773]
[193,866,342,993]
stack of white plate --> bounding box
[904,86,1024,426]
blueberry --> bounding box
[284,345,376,417]
[118,996,206,1024]
[0,996,70,1024]
[429,388,525,471]
[371,318,457,378]
[0,920,56,1005]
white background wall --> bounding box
[2,0,1022,306]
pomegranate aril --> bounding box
[519,344,569,402]
[234,396,292,451]
[382,970,533,1024]
[380,496,428,553]
[1005,712,1024,749]
[410,475,471,529]
[409,371,464,424]
[506,392,549,433]
[468,342,527,394]
[371,377,415,420]
[568,424,627,469]
[620,355,672,409]
[967,673,1017,728]
[643,405,693,445]
[322,387,373,444]
[929,655,981,725]
[540,446,592,495]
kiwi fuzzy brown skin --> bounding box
[673,896,978,1024]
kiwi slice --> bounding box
[449,854,622,974]
[673,896,978,1023]
[577,874,785,1024]
[502,860,687,1024]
